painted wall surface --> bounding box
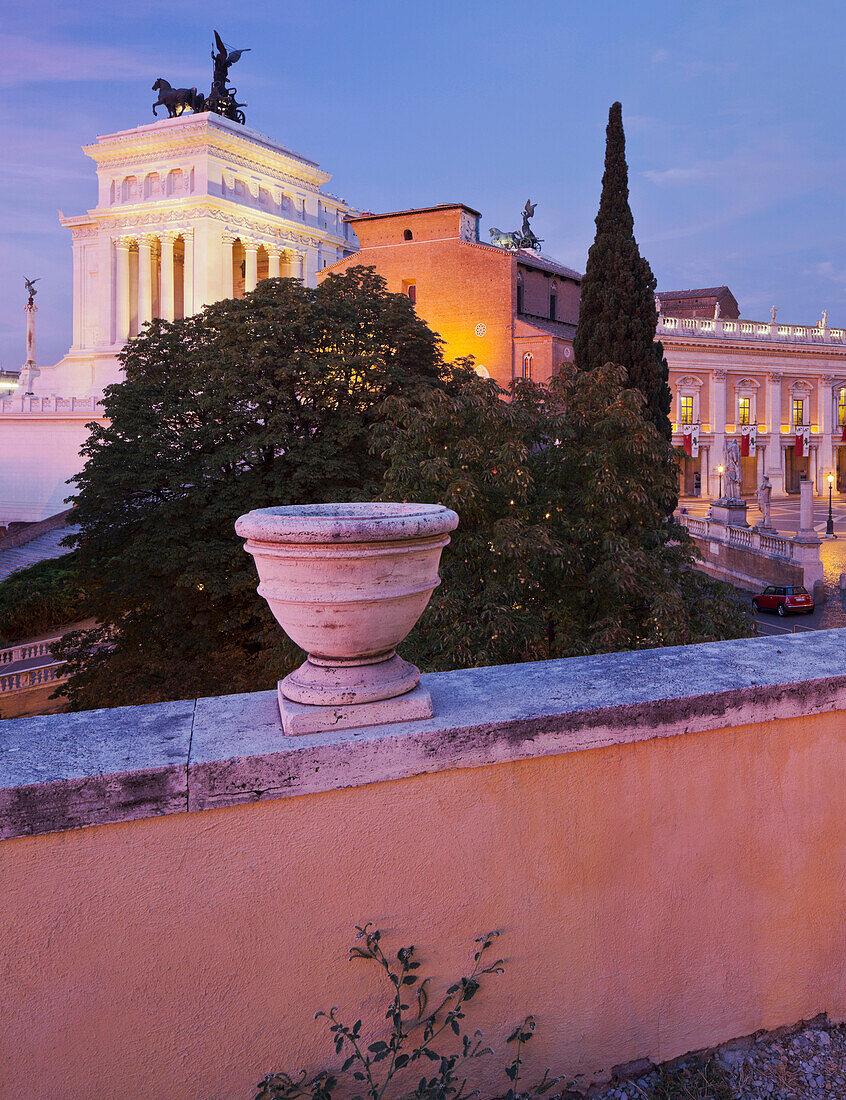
[0,416,104,523]
[3,710,846,1099]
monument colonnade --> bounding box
[111,226,306,342]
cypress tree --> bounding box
[573,101,672,441]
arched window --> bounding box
[403,229,413,241]
[522,353,533,381]
[549,280,557,320]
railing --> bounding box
[0,662,68,695]
[678,512,796,560]
[0,395,104,416]
[0,638,62,666]
[659,316,845,346]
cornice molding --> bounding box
[661,334,846,361]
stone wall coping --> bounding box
[2,629,845,840]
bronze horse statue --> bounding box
[152,78,204,118]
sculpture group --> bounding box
[153,31,249,124]
[489,200,544,252]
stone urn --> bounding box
[235,502,459,733]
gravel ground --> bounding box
[587,1019,846,1099]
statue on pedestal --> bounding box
[723,438,742,502]
[488,200,544,253]
[24,276,39,307]
[756,474,774,530]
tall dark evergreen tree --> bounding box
[573,101,672,442]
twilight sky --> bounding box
[2,0,845,369]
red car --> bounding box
[752,585,815,616]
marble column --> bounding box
[267,247,281,279]
[115,236,133,344]
[711,369,727,499]
[138,235,155,328]
[700,444,710,500]
[222,233,235,299]
[160,232,176,322]
[182,229,194,317]
[244,243,259,292]
[820,375,835,487]
[71,237,85,349]
[765,372,784,494]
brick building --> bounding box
[657,286,739,320]
[319,204,581,387]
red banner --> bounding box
[683,431,692,455]
[795,433,804,456]
[842,424,846,443]
[741,432,749,457]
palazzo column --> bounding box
[766,372,784,494]
[115,236,133,344]
[138,235,155,328]
[160,231,177,322]
[267,246,281,279]
[222,233,236,299]
[244,242,259,292]
[710,369,727,499]
[820,375,836,487]
[182,229,194,317]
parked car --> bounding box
[752,585,815,616]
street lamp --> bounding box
[826,472,837,538]
[717,464,724,499]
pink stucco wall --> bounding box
[3,708,846,1099]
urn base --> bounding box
[278,682,433,736]
[280,650,421,706]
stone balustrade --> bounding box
[0,395,103,417]
[0,638,61,667]
[0,662,67,696]
[659,315,846,346]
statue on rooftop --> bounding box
[489,201,543,253]
[771,305,778,323]
[821,309,828,329]
[714,301,721,319]
[207,30,249,124]
[24,276,40,307]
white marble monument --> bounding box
[0,112,359,522]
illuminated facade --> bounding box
[320,204,581,388]
[662,312,846,498]
[0,112,357,522]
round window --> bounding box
[474,323,487,337]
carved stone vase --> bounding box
[235,503,459,734]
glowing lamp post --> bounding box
[826,472,837,538]
[717,464,725,500]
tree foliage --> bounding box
[0,552,87,646]
[56,269,447,708]
[379,364,750,671]
[573,101,672,444]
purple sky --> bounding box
[2,0,845,370]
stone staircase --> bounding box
[0,526,78,582]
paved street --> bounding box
[680,495,846,631]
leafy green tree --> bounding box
[573,101,672,443]
[56,268,447,709]
[378,365,750,670]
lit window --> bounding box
[839,389,846,426]
[403,229,413,241]
[738,397,750,425]
[793,398,805,426]
[522,353,533,381]
[680,395,694,424]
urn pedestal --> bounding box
[235,503,459,735]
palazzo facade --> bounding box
[662,313,846,498]
[0,111,357,523]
